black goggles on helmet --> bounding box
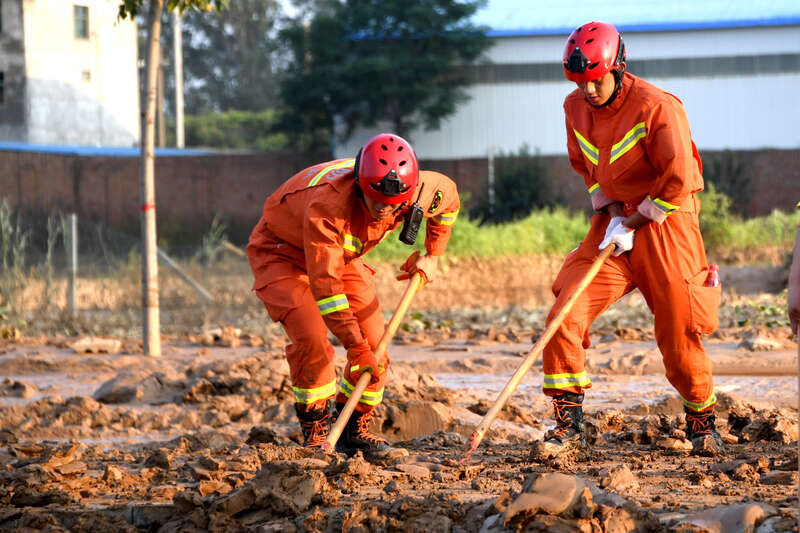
[369,170,410,197]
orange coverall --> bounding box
[247,160,459,413]
[543,72,720,413]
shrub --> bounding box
[470,145,560,224]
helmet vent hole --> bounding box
[569,39,575,44]
[380,144,388,151]
[585,38,594,44]
[397,146,404,151]
[588,62,599,70]
[379,158,387,165]
[589,26,597,32]
[399,160,406,166]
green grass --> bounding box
[365,207,590,261]
[719,209,797,249]
[365,201,797,262]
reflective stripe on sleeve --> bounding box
[292,380,337,404]
[433,209,459,226]
[651,195,680,214]
[543,371,591,389]
[339,377,384,406]
[609,122,646,164]
[587,183,600,195]
[573,129,599,166]
[316,294,349,315]
[307,159,355,187]
[682,392,717,412]
[342,233,363,254]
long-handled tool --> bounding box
[323,272,425,452]
[462,244,616,462]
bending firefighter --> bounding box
[247,133,460,454]
[536,22,723,457]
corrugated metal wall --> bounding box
[335,26,800,159]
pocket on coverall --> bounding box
[685,267,721,335]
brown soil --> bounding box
[0,260,797,532]
[1,322,798,532]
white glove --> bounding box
[599,216,634,256]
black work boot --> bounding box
[334,403,390,456]
[530,393,587,460]
[295,401,332,448]
[685,407,724,456]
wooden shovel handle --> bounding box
[323,272,425,452]
[463,244,615,461]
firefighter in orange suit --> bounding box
[247,133,459,453]
[535,21,723,457]
[788,201,800,336]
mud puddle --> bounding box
[435,372,798,409]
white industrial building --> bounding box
[334,0,800,159]
[0,0,139,146]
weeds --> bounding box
[0,200,30,315]
[197,214,228,285]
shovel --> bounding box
[462,244,616,462]
[323,272,425,452]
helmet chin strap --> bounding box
[597,68,624,108]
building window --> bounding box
[81,70,91,82]
[0,72,4,104]
[74,5,89,39]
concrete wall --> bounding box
[0,0,28,141]
[22,0,139,146]
[0,148,795,245]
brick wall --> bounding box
[0,147,796,244]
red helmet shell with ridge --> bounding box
[563,21,624,82]
[356,133,419,205]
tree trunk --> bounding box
[140,0,165,357]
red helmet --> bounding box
[563,21,625,83]
[355,133,419,205]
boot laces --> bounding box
[687,410,714,436]
[300,413,330,445]
[551,396,580,437]
[355,411,386,444]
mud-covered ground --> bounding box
[1,317,798,532]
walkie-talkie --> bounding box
[399,183,425,245]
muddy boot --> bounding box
[685,407,724,456]
[530,393,587,460]
[295,401,332,448]
[334,403,391,457]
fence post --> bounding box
[66,213,78,317]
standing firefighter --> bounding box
[788,201,800,336]
[247,133,459,454]
[535,21,723,457]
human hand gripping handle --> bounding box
[599,216,634,256]
[397,251,438,283]
[347,342,384,385]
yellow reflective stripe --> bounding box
[342,233,363,254]
[316,294,349,315]
[587,183,600,195]
[307,159,355,187]
[543,371,591,389]
[796,201,800,209]
[609,122,647,164]
[433,209,459,226]
[651,195,680,214]
[292,380,336,404]
[682,392,717,412]
[339,377,384,405]
[573,129,598,166]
